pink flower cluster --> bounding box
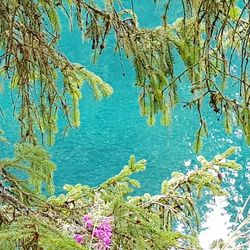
[83,215,94,230]
[92,219,112,249]
[74,234,84,244]
[74,215,112,249]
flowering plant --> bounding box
[74,215,113,250]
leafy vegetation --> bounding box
[1,0,250,150]
[0,0,249,249]
[0,145,244,249]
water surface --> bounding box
[0,0,249,247]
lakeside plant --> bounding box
[0,0,250,151]
[0,0,250,249]
[0,145,244,249]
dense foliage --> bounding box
[0,145,244,249]
[1,0,250,151]
[0,0,249,249]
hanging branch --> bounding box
[63,0,250,149]
[1,1,249,147]
[0,0,113,145]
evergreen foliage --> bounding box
[0,145,244,249]
[61,0,250,152]
[0,0,113,145]
[0,0,249,249]
[1,0,250,149]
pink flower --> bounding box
[83,215,91,222]
[86,219,93,229]
[103,236,111,247]
[83,214,93,230]
[93,220,112,249]
[93,229,102,238]
[74,234,84,244]
[98,221,112,232]
[75,215,112,249]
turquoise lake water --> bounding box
[1,0,249,229]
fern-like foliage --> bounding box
[59,0,250,151]
[1,145,241,249]
[1,0,250,150]
[0,216,87,250]
[0,0,113,145]
[0,144,55,205]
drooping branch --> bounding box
[0,0,113,145]
[1,0,249,147]
[66,0,250,150]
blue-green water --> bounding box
[53,0,249,202]
[0,0,249,239]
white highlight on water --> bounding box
[199,197,233,250]
[184,159,192,167]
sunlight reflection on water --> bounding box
[199,197,233,250]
